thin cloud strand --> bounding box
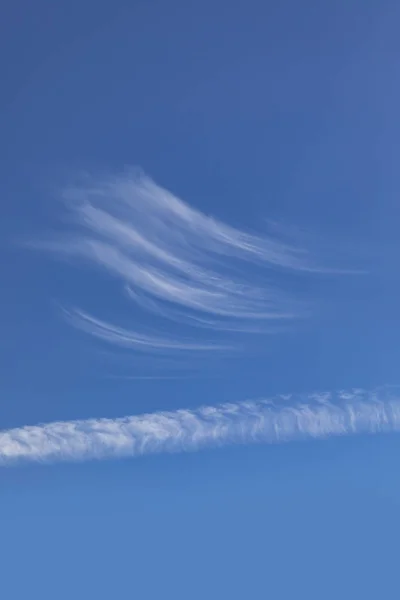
[1,388,398,466]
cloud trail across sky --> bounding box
[39,170,357,356]
[1,388,398,466]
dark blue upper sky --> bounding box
[1,1,400,598]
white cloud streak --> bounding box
[64,309,231,353]
[40,170,340,354]
[1,388,398,466]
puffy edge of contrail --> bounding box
[1,388,399,466]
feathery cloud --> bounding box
[37,170,357,356]
[1,388,397,466]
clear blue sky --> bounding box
[1,1,400,598]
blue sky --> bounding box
[1,0,400,597]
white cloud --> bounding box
[64,309,231,352]
[39,171,337,354]
[1,388,397,466]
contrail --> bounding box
[0,388,398,466]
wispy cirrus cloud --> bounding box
[64,309,231,353]
[38,170,355,357]
[0,388,398,466]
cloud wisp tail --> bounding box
[0,388,398,466]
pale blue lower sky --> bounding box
[2,434,400,599]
